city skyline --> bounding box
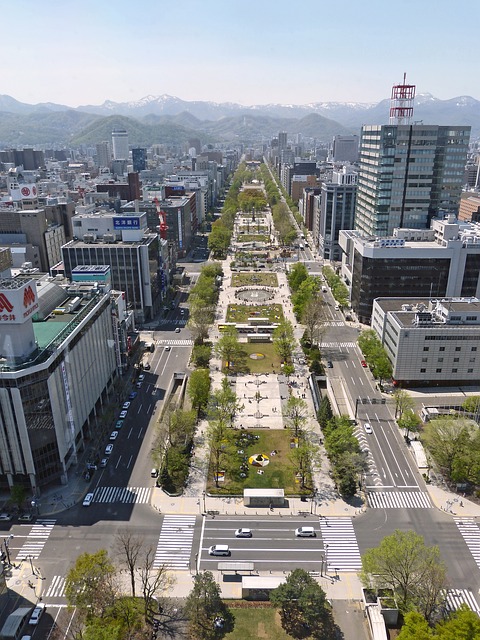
[3,0,479,108]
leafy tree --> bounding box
[436,605,480,638]
[287,262,309,292]
[284,395,308,437]
[184,571,232,640]
[206,418,235,488]
[213,327,247,373]
[371,353,393,385]
[10,485,27,511]
[317,397,333,428]
[333,451,366,497]
[192,344,212,368]
[188,304,215,344]
[208,222,231,257]
[361,530,447,621]
[462,396,480,415]
[398,410,422,439]
[422,418,479,483]
[302,296,325,346]
[397,612,433,639]
[209,376,244,427]
[65,549,117,617]
[187,369,211,414]
[292,277,320,320]
[290,440,320,489]
[273,319,295,363]
[270,568,336,639]
[394,389,416,419]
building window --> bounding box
[455,347,461,351]
[468,368,474,373]
[452,368,458,373]
[470,358,476,363]
[439,347,445,352]
[420,368,426,373]
[438,358,444,363]
[472,347,477,352]
[421,358,428,362]
[436,368,442,373]
[423,347,429,351]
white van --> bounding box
[208,545,230,556]
[295,526,316,537]
[82,492,94,507]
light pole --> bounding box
[28,555,35,575]
[310,490,317,515]
[202,491,206,514]
[320,554,325,576]
[324,544,329,576]
[3,535,13,567]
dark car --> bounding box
[327,360,333,368]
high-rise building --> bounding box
[132,148,147,172]
[278,131,288,151]
[331,135,359,163]
[96,141,111,168]
[355,124,471,237]
[112,129,129,160]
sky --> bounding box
[3,0,480,108]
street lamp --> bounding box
[202,491,206,514]
[310,490,317,515]
[3,535,13,567]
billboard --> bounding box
[177,209,183,249]
[0,280,38,324]
[113,216,140,230]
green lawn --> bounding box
[237,234,269,243]
[231,272,278,287]
[226,303,284,323]
[207,429,311,496]
[224,606,291,640]
[241,342,282,373]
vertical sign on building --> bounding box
[177,209,183,249]
[60,361,76,443]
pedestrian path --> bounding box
[45,575,66,599]
[15,519,56,560]
[444,588,480,615]
[153,515,196,570]
[367,491,433,509]
[319,517,362,572]
[454,518,480,570]
[92,486,152,504]
[155,339,193,347]
[322,342,357,349]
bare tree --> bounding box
[301,296,325,346]
[137,546,174,623]
[114,529,144,598]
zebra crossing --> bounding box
[92,486,152,504]
[154,515,196,570]
[319,517,362,572]
[322,322,345,327]
[155,339,194,347]
[444,588,480,615]
[321,342,357,349]
[367,490,433,509]
[154,318,188,327]
[45,575,66,599]
[15,519,56,561]
[454,518,480,570]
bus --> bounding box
[0,607,32,640]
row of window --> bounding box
[420,368,474,374]
[421,357,475,363]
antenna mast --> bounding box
[389,73,416,125]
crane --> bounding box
[153,197,168,240]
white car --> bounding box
[364,423,373,434]
[109,431,118,441]
[105,444,114,455]
[122,401,131,410]
[29,603,46,625]
[119,410,128,419]
[0,513,12,521]
[235,528,252,538]
[82,493,94,507]
[175,327,181,333]
[99,458,108,468]
[138,374,145,382]
[165,346,171,351]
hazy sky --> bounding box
[4,0,479,107]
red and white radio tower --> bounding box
[389,73,416,125]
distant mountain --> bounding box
[0,92,478,146]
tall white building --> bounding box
[112,129,129,161]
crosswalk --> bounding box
[444,588,480,615]
[367,491,433,509]
[15,519,56,561]
[319,517,362,572]
[454,518,480,570]
[322,322,345,327]
[154,318,188,326]
[92,486,152,504]
[321,342,357,349]
[45,575,66,599]
[154,515,196,570]
[155,339,193,347]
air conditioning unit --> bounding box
[103,233,116,243]
[83,233,95,243]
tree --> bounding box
[188,304,215,344]
[10,485,27,511]
[213,327,246,373]
[205,418,234,488]
[287,262,309,292]
[270,568,336,639]
[284,395,308,437]
[302,296,325,346]
[317,397,333,429]
[65,549,117,617]
[436,605,480,639]
[192,344,212,368]
[137,546,173,623]
[187,369,211,415]
[462,396,480,415]
[397,612,433,639]
[184,571,232,640]
[361,530,447,621]
[209,376,244,427]
[273,319,295,363]
[393,389,416,419]
[422,418,479,483]
[290,439,320,489]
[114,530,143,597]
[398,410,422,439]
[208,222,231,257]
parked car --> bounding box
[82,493,94,507]
[129,391,137,400]
[136,382,142,389]
[175,327,181,333]
[99,458,108,468]
[327,360,333,368]
[105,444,114,455]
[165,346,171,351]
[109,431,118,441]
[122,401,131,410]
[115,420,124,429]
[0,513,12,522]
[143,362,151,370]
[138,375,145,382]
[361,360,368,368]
[18,513,34,522]
[119,410,128,419]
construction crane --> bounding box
[153,197,168,240]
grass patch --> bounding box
[241,342,282,373]
[224,606,289,640]
[226,303,284,323]
[237,234,269,243]
[207,429,311,496]
[231,272,278,287]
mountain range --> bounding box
[0,93,478,148]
